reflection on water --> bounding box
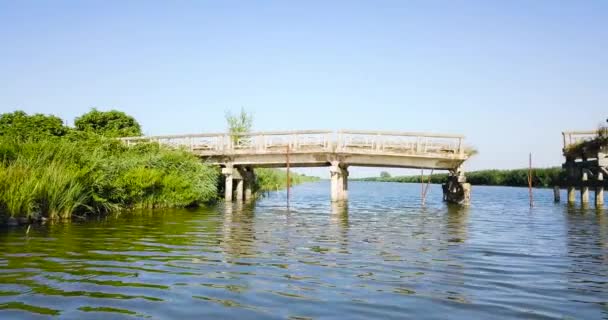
[0,181,607,319]
[564,207,608,316]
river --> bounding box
[0,181,607,319]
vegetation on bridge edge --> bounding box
[0,109,316,224]
[564,125,608,158]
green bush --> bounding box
[74,108,142,138]
[0,111,68,141]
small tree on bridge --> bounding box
[225,107,253,144]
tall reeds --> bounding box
[0,136,219,222]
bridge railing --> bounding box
[228,130,333,153]
[337,130,464,156]
[120,130,334,153]
[120,130,465,157]
[120,133,227,152]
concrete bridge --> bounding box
[122,130,471,204]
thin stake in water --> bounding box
[286,144,291,207]
[528,153,534,207]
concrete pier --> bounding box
[442,169,470,205]
[597,172,604,208]
[235,178,244,201]
[581,171,589,205]
[222,165,234,202]
[553,186,560,203]
[330,162,348,202]
[462,183,471,205]
[244,167,255,201]
[567,186,576,204]
[224,166,256,202]
[340,166,349,201]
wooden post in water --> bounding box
[553,186,560,203]
[286,144,291,207]
[528,153,534,207]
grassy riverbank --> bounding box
[0,110,318,223]
[357,167,574,188]
[0,135,220,222]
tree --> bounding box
[0,110,68,141]
[225,107,253,142]
[380,171,391,179]
[74,109,142,138]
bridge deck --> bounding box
[122,130,469,170]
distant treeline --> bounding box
[358,168,574,188]
[256,169,320,191]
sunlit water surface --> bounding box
[1,181,607,319]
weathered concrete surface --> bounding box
[562,130,608,208]
[442,172,470,206]
[221,165,233,202]
[581,171,590,204]
[329,162,349,202]
[597,172,604,208]
[202,152,466,170]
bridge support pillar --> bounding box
[443,168,470,205]
[243,167,255,202]
[232,167,248,202]
[567,186,576,204]
[581,171,589,205]
[222,164,234,202]
[235,177,244,201]
[565,160,577,204]
[330,162,348,202]
[596,172,604,208]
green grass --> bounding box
[0,135,219,221]
[0,134,318,222]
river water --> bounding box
[0,181,607,319]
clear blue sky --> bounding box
[1,1,606,177]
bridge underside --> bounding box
[201,152,465,170]
[203,151,469,204]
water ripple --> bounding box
[0,182,607,319]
